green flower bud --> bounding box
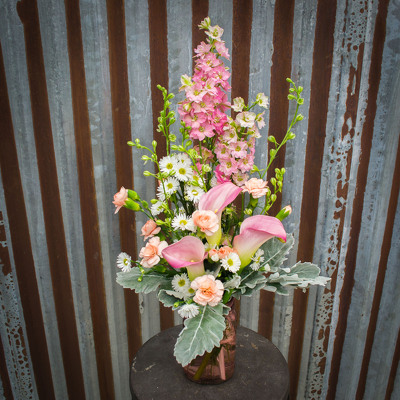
[275,205,292,221]
[127,141,134,146]
[244,208,253,215]
[128,190,139,200]
[124,199,141,211]
[143,171,152,176]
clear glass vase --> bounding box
[183,299,237,384]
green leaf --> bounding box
[116,267,169,294]
[158,289,180,308]
[174,304,226,366]
[260,233,295,272]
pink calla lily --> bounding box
[198,182,242,245]
[233,215,287,271]
[161,236,207,280]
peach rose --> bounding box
[208,248,219,262]
[192,210,219,236]
[139,237,168,268]
[218,246,235,259]
[242,178,268,199]
[191,275,224,306]
[113,187,128,214]
[141,220,161,240]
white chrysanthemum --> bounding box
[172,213,196,232]
[221,252,241,273]
[116,252,132,272]
[252,249,265,264]
[178,303,200,319]
[174,163,193,182]
[163,177,179,195]
[250,249,265,271]
[151,200,165,216]
[172,273,190,293]
[185,185,205,203]
[159,155,178,174]
[175,153,191,166]
[224,274,241,289]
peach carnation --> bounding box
[192,210,219,236]
[139,237,168,268]
[242,178,268,199]
[113,187,128,214]
[191,275,224,306]
[141,219,161,240]
[218,246,235,260]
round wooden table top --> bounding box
[130,325,289,400]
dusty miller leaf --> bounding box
[116,267,169,294]
[174,303,226,366]
[260,233,295,272]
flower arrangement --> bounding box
[114,18,329,370]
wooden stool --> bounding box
[130,325,289,400]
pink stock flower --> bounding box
[219,158,238,176]
[233,215,287,269]
[139,237,168,268]
[194,41,212,57]
[214,166,231,184]
[161,236,206,280]
[191,275,224,306]
[214,41,230,59]
[192,210,219,236]
[242,178,269,198]
[230,141,248,158]
[141,220,161,240]
[113,187,128,214]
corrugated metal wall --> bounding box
[0,0,399,399]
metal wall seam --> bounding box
[287,0,319,397]
[147,0,175,331]
[237,0,264,332]
[106,0,143,360]
[80,0,128,398]
[125,0,161,346]
[166,0,193,327]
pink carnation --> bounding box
[243,178,269,198]
[141,220,161,240]
[192,210,219,236]
[113,187,128,214]
[191,275,224,306]
[139,237,168,268]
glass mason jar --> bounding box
[183,299,237,384]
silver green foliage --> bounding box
[260,233,295,272]
[174,303,226,366]
[116,267,169,294]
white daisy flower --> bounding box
[175,153,192,166]
[172,213,196,232]
[116,252,132,272]
[185,185,205,203]
[175,164,193,182]
[172,273,190,293]
[159,155,178,174]
[252,249,265,264]
[151,200,165,216]
[224,274,241,289]
[181,286,196,299]
[221,252,241,273]
[178,303,200,319]
[163,177,180,195]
